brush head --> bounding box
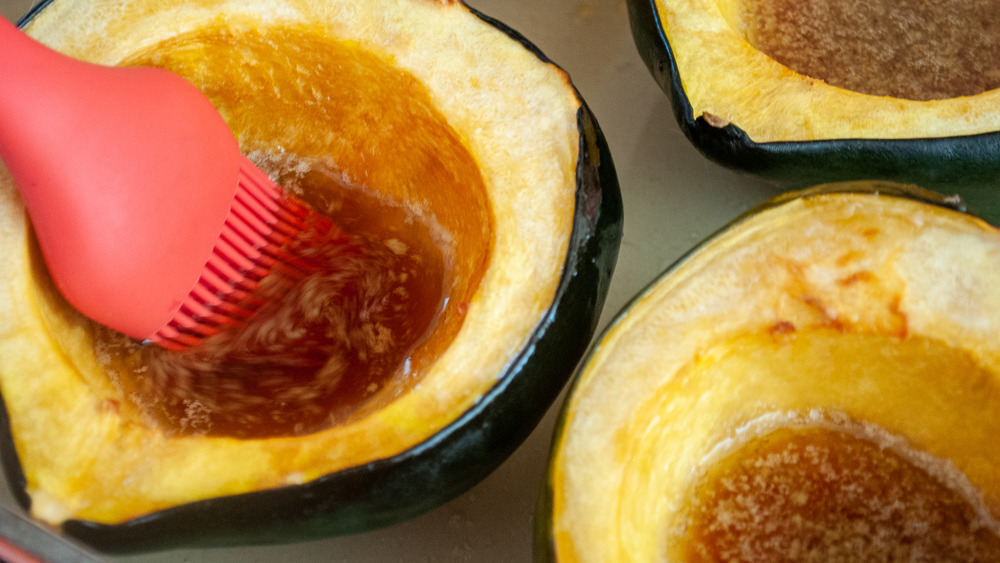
[148,160,338,351]
[0,17,333,350]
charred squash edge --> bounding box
[533,181,969,562]
[626,0,1000,224]
[0,2,623,552]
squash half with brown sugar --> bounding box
[541,182,1000,562]
[0,0,622,552]
[628,0,1000,223]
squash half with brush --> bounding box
[628,0,1000,223]
[0,0,622,552]
[540,182,1000,561]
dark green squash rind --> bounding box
[626,0,1000,225]
[0,384,29,513]
[533,181,968,562]
[1,2,623,552]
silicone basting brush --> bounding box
[0,17,332,351]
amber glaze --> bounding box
[678,427,1000,561]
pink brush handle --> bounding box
[0,17,244,340]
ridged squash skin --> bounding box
[0,0,622,552]
[539,182,1000,562]
[627,0,1000,224]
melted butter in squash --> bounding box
[677,427,1000,561]
[89,160,449,439]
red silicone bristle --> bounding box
[147,160,322,350]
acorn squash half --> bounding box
[0,0,623,552]
[540,182,1000,561]
[628,0,1000,223]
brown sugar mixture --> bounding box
[93,156,449,439]
[739,0,1000,99]
[677,427,1000,562]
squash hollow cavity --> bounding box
[614,329,1000,560]
[27,25,493,440]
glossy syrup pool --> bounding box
[676,426,1000,562]
[93,154,450,439]
[738,0,1000,100]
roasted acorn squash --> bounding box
[540,182,1000,561]
[628,0,1000,223]
[0,0,622,551]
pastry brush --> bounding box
[0,17,333,351]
